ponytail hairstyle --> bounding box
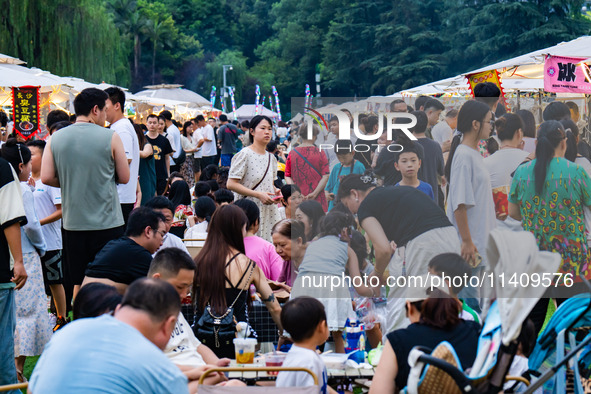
[318,210,355,238]
[495,113,523,142]
[534,120,566,195]
[561,118,580,162]
[194,196,216,223]
[0,138,31,175]
[444,100,491,184]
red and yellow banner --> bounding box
[12,86,40,140]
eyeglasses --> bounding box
[153,228,167,238]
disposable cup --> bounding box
[265,353,287,375]
[234,338,257,364]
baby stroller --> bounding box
[522,289,591,393]
[404,229,561,394]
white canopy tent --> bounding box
[397,36,591,96]
[135,84,210,107]
[227,104,278,122]
[0,53,26,65]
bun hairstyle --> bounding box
[0,138,31,175]
[298,122,320,142]
[418,289,461,330]
[194,196,216,222]
[444,100,491,184]
[336,171,378,202]
[272,218,307,244]
[534,120,566,195]
[494,113,523,142]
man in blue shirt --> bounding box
[30,278,191,393]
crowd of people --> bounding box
[0,82,590,393]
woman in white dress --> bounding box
[227,115,282,242]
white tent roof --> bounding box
[227,104,278,120]
[0,53,26,65]
[135,85,209,106]
[0,64,68,88]
[397,36,591,96]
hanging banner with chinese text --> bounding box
[544,55,591,94]
[466,69,508,110]
[12,86,40,140]
[466,69,505,98]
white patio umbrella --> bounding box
[135,84,210,106]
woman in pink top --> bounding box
[234,199,284,281]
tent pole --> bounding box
[537,89,543,124]
[586,94,591,143]
[516,90,520,111]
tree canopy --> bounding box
[2,0,590,112]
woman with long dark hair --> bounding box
[135,123,156,206]
[192,204,282,358]
[168,180,193,238]
[227,115,282,242]
[445,100,496,312]
[509,120,591,332]
[180,121,199,188]
[294,200,325,242]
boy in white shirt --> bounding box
[277,297,337,394]
[27,139,68,331]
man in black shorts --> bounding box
[41,88,130,301]
[146,113,173,195]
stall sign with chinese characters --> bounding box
[12,86,40,140]
[544,55,591,94]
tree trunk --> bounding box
[134,34,140,80]
[152,41,156,85]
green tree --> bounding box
[321,0,389,96]
[143,17,174,84]
[106,0,147,82]
[443,0,591,76]
[205,49,248,106]
[0,0,128,85]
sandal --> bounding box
[16,370,27,383]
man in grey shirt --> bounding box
[42,88,130,299]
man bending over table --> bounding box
[149,248,244,387]
[82,207,165,293]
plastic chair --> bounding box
[183,236,207,259]
[198,367,319,393]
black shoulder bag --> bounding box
[195,260,254,349]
